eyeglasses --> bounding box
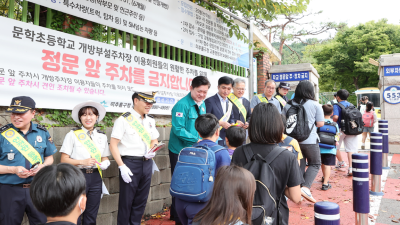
[234,88,246,91]
[266,86,275,90]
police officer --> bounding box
[0,96,57,225]
[60,100,111,225]
[274,82,291,111]
[109,91,160,225]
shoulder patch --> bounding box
[96,129,105,134]
[72,127,81,131]
[122,112,131,118]
[0,124,12,133]
[37,124,48,131]
[147,114,154,118]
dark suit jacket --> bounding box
[205,94,235,146]
[232,97,251,125]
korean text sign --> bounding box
[27,0,250,68]
[0,16,248,114]
[384,66,400,76]
[271,71,310,82]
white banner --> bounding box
[0,16,248,115]
[27,0,250,68]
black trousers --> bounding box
[0,183,46,225]
[77,170,102,225]
[117,158,152,225]
[169,150,182,224]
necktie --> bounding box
[225,100,229,114]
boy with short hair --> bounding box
[30,163,87,225]
[225,126,246,158]
[320,105,339,190]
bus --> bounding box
[355,87,381,118]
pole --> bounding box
[314,201,340,225]
[370,132,384,196]
[352,153,369,225]
[378,120,390,169]
[248,21,254,100]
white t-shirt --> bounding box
[60,126,111,168]
[111,109,159,157]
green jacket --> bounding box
[168,93,206,154]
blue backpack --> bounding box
[169,143,226,202]
[317,121,338,149]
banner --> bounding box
[0,16,248,115]
[271,71,309,82]
[27,0,250,68]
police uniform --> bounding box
[60,100,111,225]
[0,96,57,225]
[111,92,159,225]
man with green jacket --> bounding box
[168,75,210,224]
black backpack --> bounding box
[284,100,312,142]
[278,136,299,159]
[336,102,364,135]
[242,144,287,225]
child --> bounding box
[319,104,340,191]
[225,126,246,158]
[361,101,378,149]
[30,163,87,225]
[280,114,303,165]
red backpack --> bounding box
[362,111,374,127]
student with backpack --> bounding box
[361,101,378,149]
[192,165,256,225]
[280,115,303,166]
[333,89,364,176]
[319,105,340,191]
[225,126,246,158]
[232,103,302,225]
[282,80,324,203]
[170,114,231,225]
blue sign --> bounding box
[155,97,175,104]
[384,66,400,76]
[383,86,400,104]
[271,71,309,82]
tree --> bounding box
[311,19,400,100]
[254,11,345,64]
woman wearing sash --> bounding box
[60,100,111,225]
[274,82,291,111]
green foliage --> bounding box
[311,19,400,103]
[90,23,103,42]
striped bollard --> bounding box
[352,154,369,225]
[378,120,390,169]
[370,132,384,196]
[314,201,340,225]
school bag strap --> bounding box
[192,143,226,153]
[244,144,285,165]
[282,136,294,146]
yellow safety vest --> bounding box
[275,95,287,107]
[122,112,151,149]
[73,129,103,178]
[227,93,247,122]
[219,101,233,130]
[1,127,42,165]
[257,94,269,103]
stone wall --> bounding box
[0,107,172,225]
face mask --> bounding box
[78,196,85,215]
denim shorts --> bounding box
[363,127,374,133]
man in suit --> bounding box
[231,78,251,129]
[205,76,236,147]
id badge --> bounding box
[7,152,15,160]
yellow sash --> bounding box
[1,127,42,165]
[257,94,269,103]
[219,101,233,130]
[73,130,103,178]
[123,112,151,149]
[275,95,287,107]
[227,93,247,122]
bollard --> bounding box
[314,201,340,225]
[352,153,369,225]
[370,132,384,196]
[378,120,390,169]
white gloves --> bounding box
[145,152,156,159]
[119,164,133,183]
[99,160,110,170]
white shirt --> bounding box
[217,93,229,113]
[60,126,111,168]
[111,109,159,157]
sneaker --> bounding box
[348,167,353,176]
[335,161,347,169]
[322,183,332,191]
[301,187,316,203]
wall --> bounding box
[0,107,172,225]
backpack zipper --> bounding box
[256,180,277,208]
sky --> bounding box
[303,0,400,39]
